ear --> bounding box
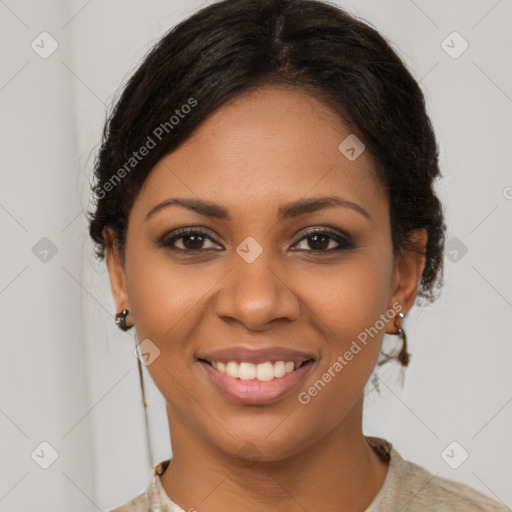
[103,227,130,314]
[386,228,427,332]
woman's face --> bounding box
[107,85,424,461]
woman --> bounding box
[88,0,508,510]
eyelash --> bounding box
[157,227,356,254]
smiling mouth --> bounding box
[198,358,315,381]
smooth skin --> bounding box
[105,85,427,512]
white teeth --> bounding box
[256,361,274,381]
[210,360,303,381]
[239,362,256,380]
[225,361,239,378]
[274,360,286,378]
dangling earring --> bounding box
[371,310,411,393]
[114,308,151,465]
[395,312,410,367]
[115,309,132,331]
[377,311,410,367]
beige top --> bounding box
[110,436,509,511]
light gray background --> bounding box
[1,0,511,510]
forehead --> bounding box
[133,85,386,221]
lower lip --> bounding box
[199,360,314,405]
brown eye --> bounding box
[306,233,330,251]
[293,228,355,252]
[159,228,222,251]
[180,233,206,250]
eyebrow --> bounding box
[144,196,371,222]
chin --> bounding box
[207,420,313,464]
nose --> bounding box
[214,252,301,331]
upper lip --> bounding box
[197,346,316,366]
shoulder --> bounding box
[108,491,149,512]
[365,437,508,512]
[398,453,508,511]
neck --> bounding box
[160,394,388,512]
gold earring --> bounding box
[377,311,410,367]
[395,312,410,367]
[115,309,132,331]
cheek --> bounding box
[123,247,239,399]
[299,248,394,342]
[123,252,205,400]
[293,249,394,407]
[125,249,216,342]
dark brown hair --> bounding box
[88,0,445,302]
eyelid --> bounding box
[291,226,355,250]
[157,227,222,253]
